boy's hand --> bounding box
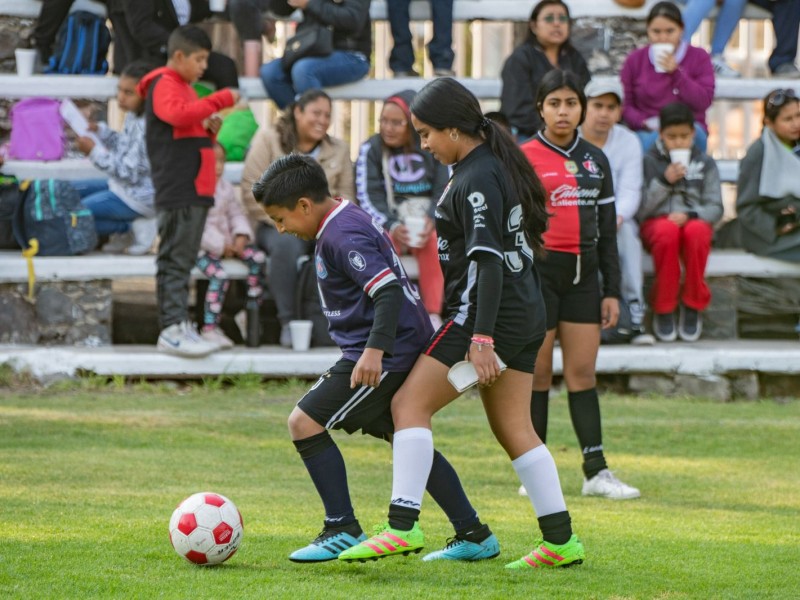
[601,297,619,330]
[667,212,689,226]
[351,348,384,389]
[664,162,686,184]
[75,136,95,154]
[204,114,223,135]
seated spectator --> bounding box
[70,60,157,255]
[500,0,590,141]
[620,1,715,152]
[638,102,723,343]
[260,0,371,109]
[579,79,655,345]
[736,89,800,261]
[240,89,353,346]
[678,0,746,78]
[196,143,267,349]
[355,90,447,327]
[750,0,800,78]
[227,0,276,77]
[31,0,107,70]
[388,0,454,77]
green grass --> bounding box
[1,379,798,599]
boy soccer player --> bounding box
[252,154,499,563]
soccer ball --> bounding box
[169,492,243,565]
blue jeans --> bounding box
[388,0,454,72]
[750,0,800,72]
[259,51,370,109]
[72,179,142,236]
[636,123,708,153]
[680,0,747,56]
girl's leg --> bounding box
[81,189,141,236]
[531,328,557,443]
[241,245,266,299]
[195,252,230,330]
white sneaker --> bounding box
[234,309,248,340]
[201,326,234,350]
[712,55,741,78]
[631,332,656,346]
[102,232,133,253]
[582,469,641,500]
[127,217,157,255]
[518,485,528,496]
[157,321,217,357]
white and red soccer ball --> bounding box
[169,492,243,565]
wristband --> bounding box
[471,335,494,352]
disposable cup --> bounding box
[651,43,673,73]
[669,148,691,169]
[289,320,313,352]
[404,216,426,248]
[15,49,37,77]
[209,0,227,12]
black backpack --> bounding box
[46,11,111,75]
[0,175,23,250]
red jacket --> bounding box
[137,66,235,210]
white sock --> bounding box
[512,445,567,517]
[390,427,433,511]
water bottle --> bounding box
[245,297,260,348]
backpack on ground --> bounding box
[46,10,111,75]
[0,175,23,250]
[295,255,335,347]
[8,98,65,161]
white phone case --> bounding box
[447,356,507,393]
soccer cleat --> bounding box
[505,535,585,569]
[582,469,641,500]
[338,522,424,562]
[289,528,367,563]
[422,532,500,561]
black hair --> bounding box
[484,110,511,131]
[763,88,799,123]
[276,89,332,154]
[251,154,331,209]
[410,77,548,257]
[120,60,155,82]
[535,69,587,125]
[527,0,573,49]
[659,102,694,130]
[646,1,684,28]
[167,25,212,58]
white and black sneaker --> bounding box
[653,312,677,343]
[712,55,741,78]
[678,305,702,342]
[157,321,217,357]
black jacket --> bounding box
[122,0,212,64]
[270,0,372,57]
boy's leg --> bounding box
[679,219,713,311]
[640,216,681,315]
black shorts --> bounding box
[297,359,408,439]
[538,250,601,330]
[423,318,542,374]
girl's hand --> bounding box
[468,341,502,387]
[391,223,411,247]
[601,297,619,330]
[659,52,678,73]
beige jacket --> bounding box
[240,126,355,227]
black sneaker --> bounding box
[678,305,702,342]
[393,69,420,78]
[653,312,677,342]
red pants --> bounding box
[640,216,713,314]
[392,231,444,315]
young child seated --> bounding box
[195,143,266,349]
[638,102,723,342]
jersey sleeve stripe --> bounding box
[466,245,504,260]
[597,196,616,205]
[364,268,397,297]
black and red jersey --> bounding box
[521,132,621,299]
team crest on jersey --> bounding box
[348,250,367,271]
[564,161,578,174]
[315,255,328,279]
[582,159,599,174]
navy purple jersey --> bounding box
[315,200,433,371]
[435,143,546,345]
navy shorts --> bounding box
[297,359,408,439]
[538,250,601,330]
[423,318,542,374]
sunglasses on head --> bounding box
[541,14,569,24]
[766,89,798,110]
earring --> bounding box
[449,129,459,142]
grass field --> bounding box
[1,373,798,599]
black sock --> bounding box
[456,522,492,543]
[388,504,419,531]
[293,431,357,529]
[531,390,549,444]
[567,388,608,479]
[538,511,572,545]
[425,450,480,533]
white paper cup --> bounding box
[209,0,227,12]
[404,216,426,248]
[289,320,313,352]
[669,148,691,169]
[651,43,673,73]
[15,49,37,77]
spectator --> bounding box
[579,79,655,345]
[30,0,90,69]
[678,0,747,78]
[387,0,454,77]
[227,0,277,77]
[136,25,239,357]
[70,60,157,255]
[750,0,800,78]
[240,89,353,347]
[355,90,448,328]
[736,89,800,261]
[500,0,590,141]
[620,1,715,152]
[196,143,267,349]
[260,0,371,109]
[638,102,723,342]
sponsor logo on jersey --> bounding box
[348,250,367,271]
[467,191,486,209]
[315,255,328,279]
[324,309,341,317]
[438,238,449,252]
[550,184,601,206]
[564,160,578,174]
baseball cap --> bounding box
[584,79,624,103]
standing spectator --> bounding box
[196,143,266,350]
[30,0,88,69]
[638,102,723,342]
[71,60,157,255]
[500,0,590,140]
[260,0,371,109]
[355,90,448,328]
[736,89,800,261]
[137,26,239,357]
[387,0,454,77]
[579,79,655,345]
[520,70,640,501]
[620,1,715,152]
[750,0,800,78]
[240,89,353,347]
[679,0,747,78]
[227,0,276,77]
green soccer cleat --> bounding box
[505,534,585,569]
[338,522,424,562]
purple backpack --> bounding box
[9,98,65,161]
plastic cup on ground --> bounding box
[651,43,673,73]
[15,49,37,77]
[669,148,691,169]
[404,216,426,248]
[289,320,313,352]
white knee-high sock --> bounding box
[390,427,433,511]
[512,445,567,517]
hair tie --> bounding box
[480,117,491,129]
